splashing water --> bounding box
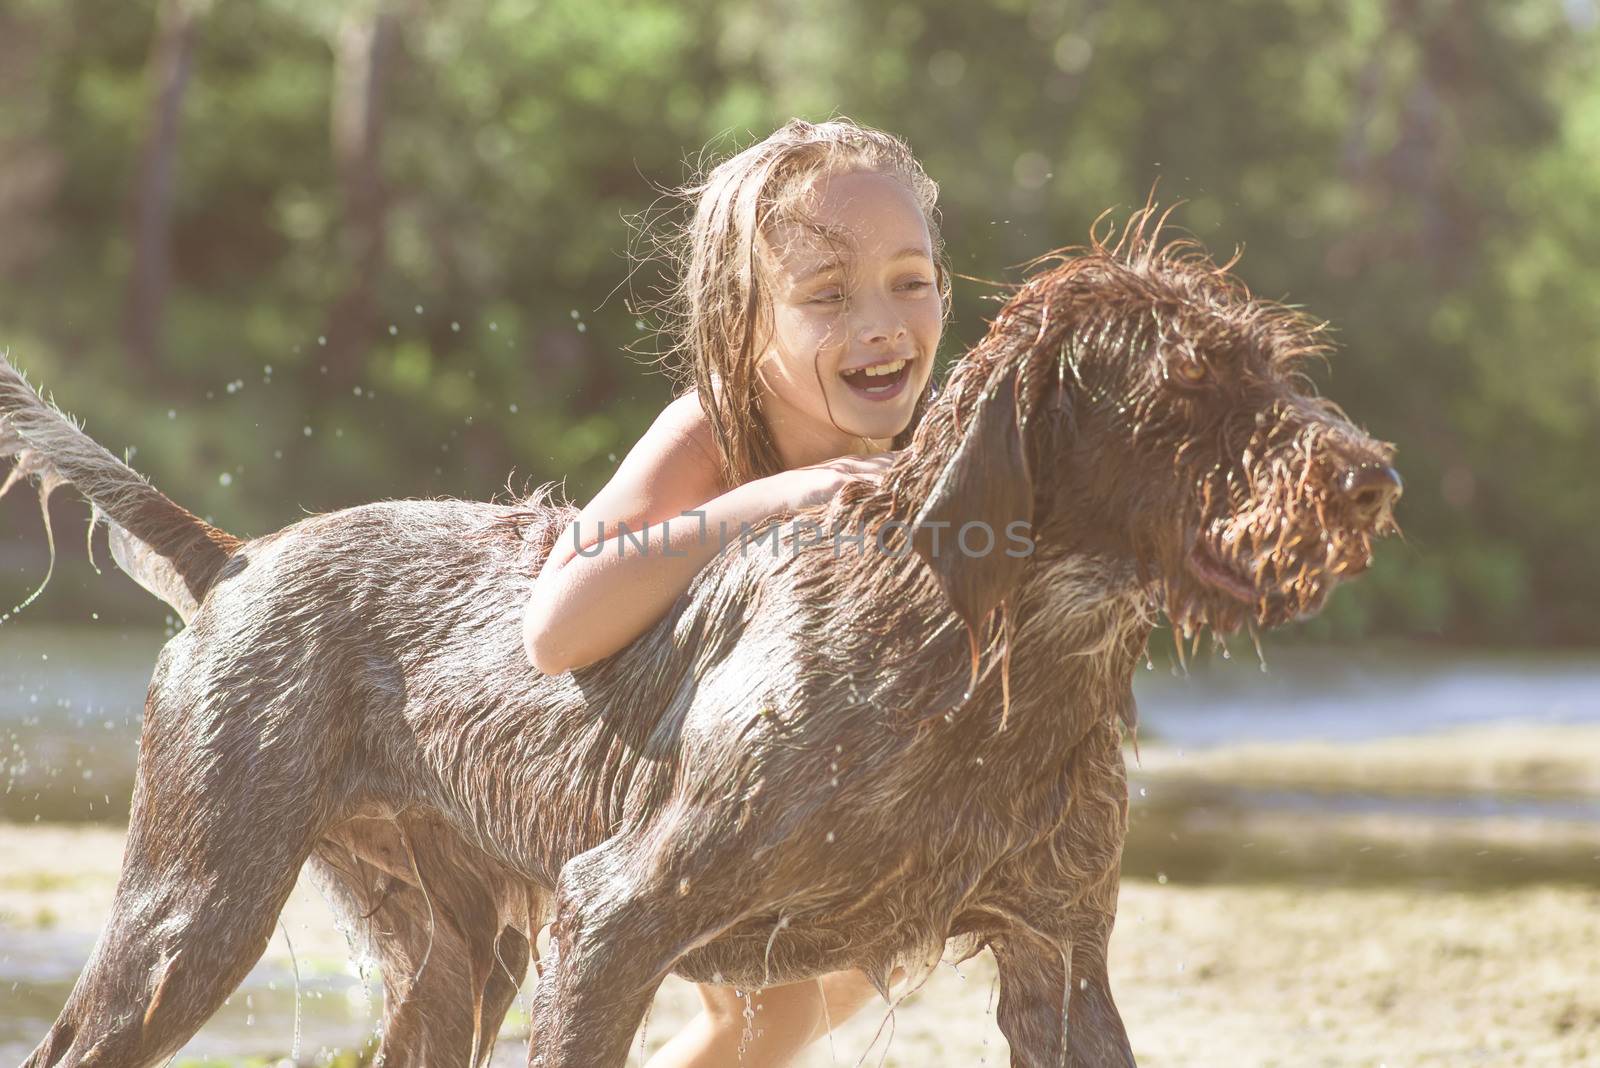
[816,975,840,1067]
[276,916,303,1062]
[734,988,758,1064]
[635,1002,652,1066]
[979,971,998,1064]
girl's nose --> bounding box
[856,300,908,345]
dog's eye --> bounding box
[1168,360,1209,388]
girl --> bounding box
[521,116,949,1067]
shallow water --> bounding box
[1132,640,1600,747]
[1,942,385,1066]
[3,623,1599,819]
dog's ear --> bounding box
[911,364,1034,638]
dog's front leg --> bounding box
[1061,867,1137,1068]
[528,832,742,1068]
[991,726,1138,1068]
[991,928,1073,1068]
[991,916,1136,1068]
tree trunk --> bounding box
[320,2,403,389]
[122,0,198,371]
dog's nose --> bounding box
[1339,463,1403,521]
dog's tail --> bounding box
[0,350,242,624]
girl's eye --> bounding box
[809,290,843,304]
[899,280,934,292]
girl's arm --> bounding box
[522,395,890,676]
[524,473,794,675]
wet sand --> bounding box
[4,723,1599,1066]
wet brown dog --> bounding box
[4,206,1399,1068]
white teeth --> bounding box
[849,358,908,379]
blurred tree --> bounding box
[321,0,406,391]
[123,0,200,370]
[0,0,1595,644]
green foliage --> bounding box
[0,0,1596,643]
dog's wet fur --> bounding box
[3,205,1399,1068]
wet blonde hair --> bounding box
[646,117,951,492]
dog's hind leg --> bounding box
[480,925,534,1065]
[310,815,535,1068]
[24,650,338,1067]
[23,766,321,1068]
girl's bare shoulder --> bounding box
[542,392,727,573]
[646,390,727,498]
[595,391,727,514]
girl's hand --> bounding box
[780,451,901,511]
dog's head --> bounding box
[907,204,1401,640]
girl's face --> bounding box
[752,169,943,465]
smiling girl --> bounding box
[522,117,949,1067]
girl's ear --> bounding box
[910,363,1034,637]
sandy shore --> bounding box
[1131,723,1600,797]
[6,825,1597,1067]
[4,723,1599,1066]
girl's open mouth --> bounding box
[840,357,914,401]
